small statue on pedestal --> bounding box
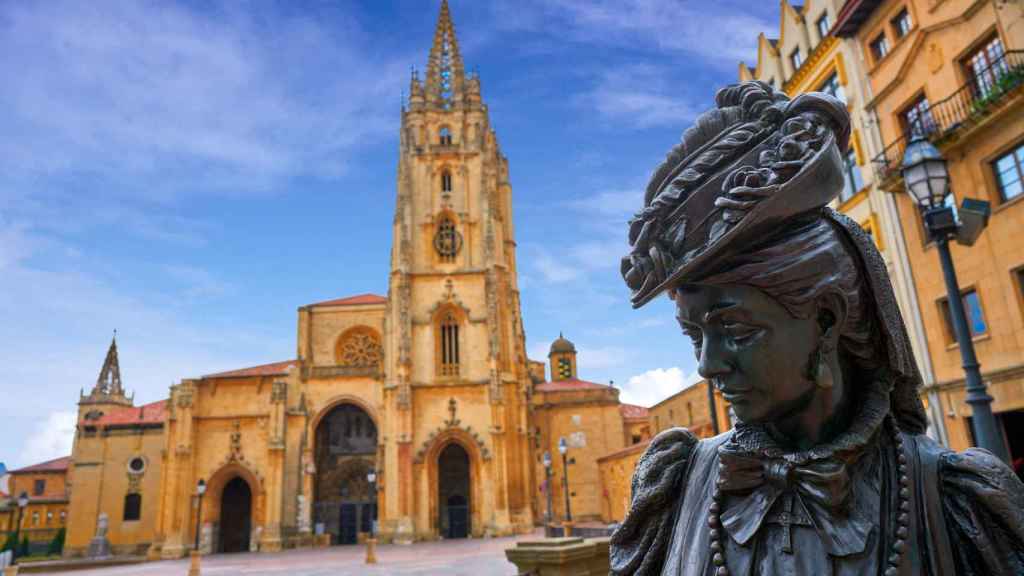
[613,81,1024,575]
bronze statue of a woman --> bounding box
[613,81,1024,575]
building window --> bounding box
[32,512,39,526]
[631,434,642,445]
[336,327,384,369]
[434,215,461,262]
[964,36,1008,99]
[46,511,53,524]
[841,148,864,201]
[870,32,890,62]
[439,310,460,376]
[994,142,1024,202]
[59,511,66,524]
[818,72,846,103]
[891,8,912,38]
[939,289,988,343]
[790,48,803,72]
[33,479,45,496]
[128,457,146,474]
[441,169,452,193]
[123,493,142,521]
[901,94,935,137]
[557,357,572,380]
[439,126,452,146]
[816,14,831,42]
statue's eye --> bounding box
[725,324,760,345]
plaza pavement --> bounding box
[40,533,541,576]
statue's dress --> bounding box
[609,383,1024,576]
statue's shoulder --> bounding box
[909,433,1024,574]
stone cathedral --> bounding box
[54,2,652,559]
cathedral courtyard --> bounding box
[37,534,531,576]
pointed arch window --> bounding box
[434,214,462,262]
[439,126,453,146]
[439,309,461,376]
[441,169,453,193]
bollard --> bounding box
[365,537,378,564]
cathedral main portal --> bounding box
[437,443,470,539]
[313,403,378,545]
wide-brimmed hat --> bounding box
[621,81,850,308]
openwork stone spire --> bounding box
[81,333,132,406]
[424,0,465,108]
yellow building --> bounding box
[597,379,731,524]
[55,1,651,558]
[59,337,167,557]
[0,456,70,553]
[739,0,941,438]
[530,335,650,525]
[834,0,1024,462]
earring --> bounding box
[816,340,834,389]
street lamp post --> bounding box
[542,451,553,532]
[190,479,206,576]
[11,492,28,565]
[365,469,377,565]
[558,438,572,537]
[900,134,1009,462]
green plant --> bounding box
[1,531,16,552]
[47,528,65,556]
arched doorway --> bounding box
[314,403,377,545]
[437,443,470,539]
[219,477,252,553]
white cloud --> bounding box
[20,411,77,467]
[619,366,700,407]
[493,0,771,65]
[576,65,701,129]
[0,1,407,199]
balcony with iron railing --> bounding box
[872,50,1024,188]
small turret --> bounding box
[80,333,133,408]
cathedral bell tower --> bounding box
[382,0,535,541]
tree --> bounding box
[47,528,65,556]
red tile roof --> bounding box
[204,360,297,379]
[10,456,71,474]
[81,400,168,427]
[534,378,612,393]
[307,293,387,307]
[620,403,650,420]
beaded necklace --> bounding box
[705,417,910,576]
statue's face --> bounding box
[675,283,819,425]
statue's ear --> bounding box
[815,291,847,349]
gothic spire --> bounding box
[424,0,465,108]
[94,334,124,396]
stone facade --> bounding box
[835,0,1024,459]
[48,1,653,559]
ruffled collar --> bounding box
[724,374,893,465]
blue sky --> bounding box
[0,0,777,467]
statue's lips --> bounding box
[718,386,752,403]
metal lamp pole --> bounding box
[901,134,1009,462]
[190,479,206,576]
[365,469,377,565]
[12,492,28,565]
[542,451,553,531]
[558,438,572,537]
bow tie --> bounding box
[716,447,872,557]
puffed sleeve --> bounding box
[610,427,698,576]
[940,447,1024,575]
